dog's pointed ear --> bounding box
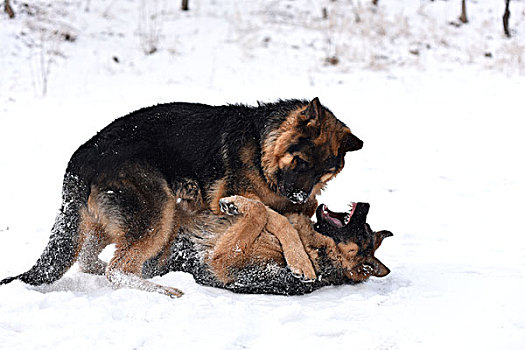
[374,230,393,250]
[369,257,390,277]
[350,257,391,280]
[300,97,323,122]
[342,132,363,152]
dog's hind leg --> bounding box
[106,241,184,298]
[106,219,184,298]
[102,184,183,297]
[85,164,185,298]
[77,222,109,275]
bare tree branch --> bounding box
[459,0,468,24]
[503,0,511,38]
[5,0,15,18]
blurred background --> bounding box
[1,0,523,105]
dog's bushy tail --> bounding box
[1,172,89,286]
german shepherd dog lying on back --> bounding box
[144,183,392,295]
[1,98,363,297]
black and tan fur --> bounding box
[149,188,391,295]
[0,98,362,296]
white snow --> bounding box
[1,0,525,349]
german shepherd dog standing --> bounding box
[146,187,392,295]
[1,98,363,297]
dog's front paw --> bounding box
[219,198,239,216]
[286,252,317,282]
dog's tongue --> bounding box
[326,215,343,228]
[321,204,355,228]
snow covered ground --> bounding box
[1,0,525,349]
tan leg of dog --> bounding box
[211,195,316,282]
[77,228,109,275]
[265,208,316,281]
[209,196,269,283]
[104,196,183,298]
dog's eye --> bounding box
[294,157,310,171]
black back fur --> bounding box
[68,100,309,199]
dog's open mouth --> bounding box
[317,203,356,228]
